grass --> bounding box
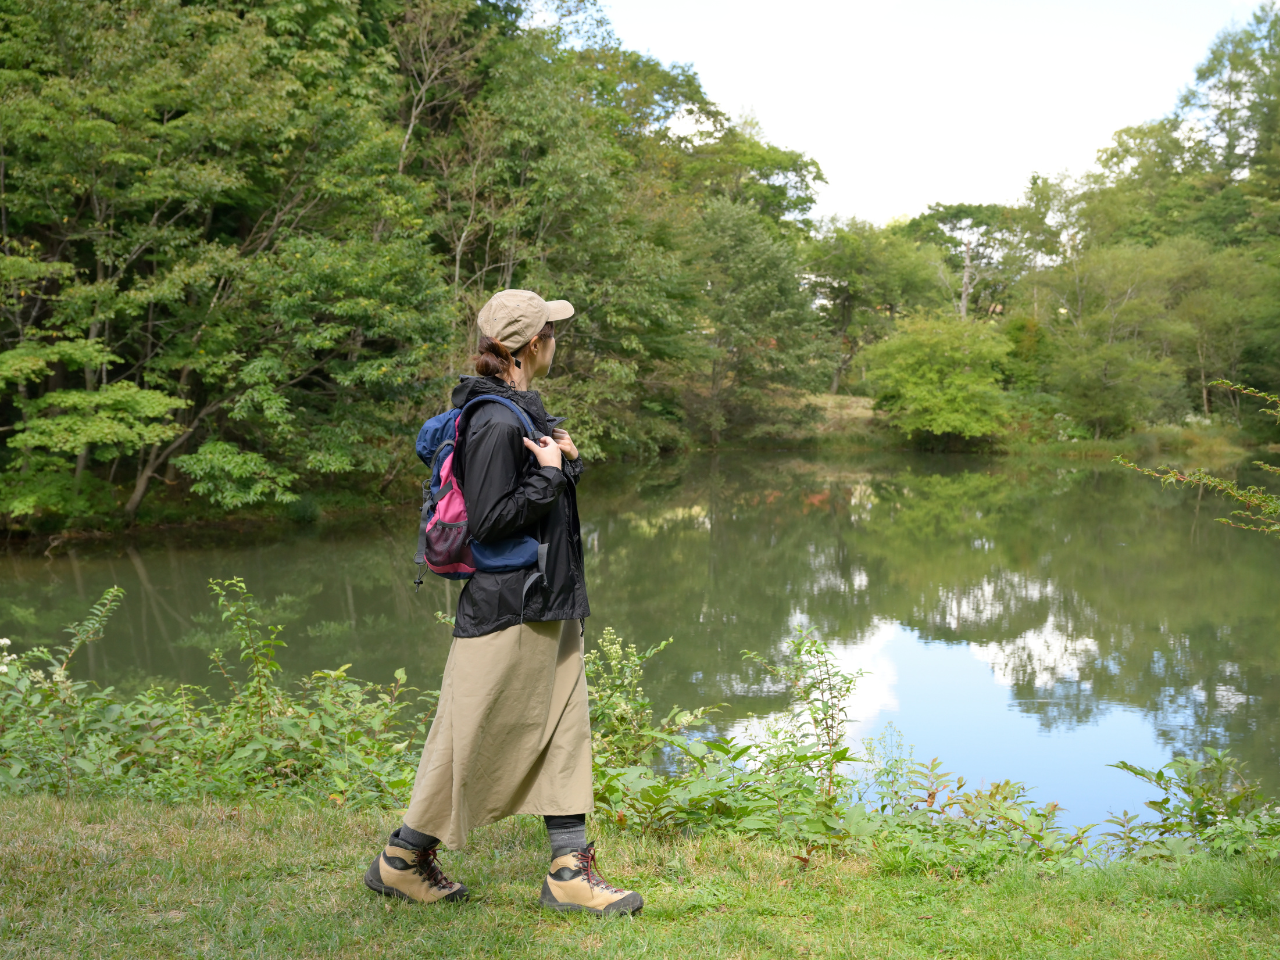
[790,392,1262,468]
[3,798,1280,958]
[1002,424,1251,467]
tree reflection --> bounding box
[581,454,1280,792]
[4,452,1278,793]
[1,523,456,696]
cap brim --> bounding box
[546,299,575,322]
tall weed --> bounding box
[6,583,1280,883]
[586,627,1280,875]
[0,580,433,807]
[1104,751,1280,861]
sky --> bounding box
[603,0,1263,224]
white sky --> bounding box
[603,0,1263,224]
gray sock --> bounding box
[544,814,587,855]
[392,824,438,850]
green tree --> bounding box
[683,117,825,229]
[1023,242,1184,438]
[1077,3,1280,248]
[684,198,827,445]
[904,192,1053,321]
[0,0,453,526]
[861,314,1011,444]
[1076,120,1229,247]
[805,218,944,393]
[1166,242,1275,420]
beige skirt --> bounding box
[403,619,594,850]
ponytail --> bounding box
[473,336,514,378]
[472,322,556,379]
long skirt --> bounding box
[403,619,594,850]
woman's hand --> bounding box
[551,427,578,461]
[523,435,563,469]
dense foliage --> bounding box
[0,0,829,531]
[5,0,1280,533]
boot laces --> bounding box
[408,847,453,890]
[575,846,624,894]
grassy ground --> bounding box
[2,798,1279,959]
[1001,424,1252,467]
[792,394,1263,470]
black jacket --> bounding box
[450,376,589,637]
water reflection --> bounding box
[3,451,1278,811]
[583,454,1280,799]
[2,524,459,696]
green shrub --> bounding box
[1104,751,1280,861]
[587,627,1093,873]
[584,628,717,769]
[861,314,1012,445]
[587,626,1280,874]
[0,580,432,808]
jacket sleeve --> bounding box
[463,415,566,543]
[563,455,584,486]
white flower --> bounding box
[0,665,8,675]
[0,638,9,647]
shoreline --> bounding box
[4,422,1270,555]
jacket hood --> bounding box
[450,375,552,433]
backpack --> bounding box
[412,395,542,589]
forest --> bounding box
[3,0,1280,530]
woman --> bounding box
[364,289,642,916]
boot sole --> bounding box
[539,878,643,916]
[364,855,469,904]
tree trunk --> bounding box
[15,380,29,472]
[121,405,218,521]
[75,320,102,491]
[73,445,90,491]
[378,454,403,495]
[830,351,854,393]
[1198,345,1211,417]
[829,295,854,394]
[708,357,722,446]
[959,240,974,321]
[123,444,164,522]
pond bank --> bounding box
[4,402,1262,547]
[2,796,1275,959]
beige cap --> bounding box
[476,289,574,353]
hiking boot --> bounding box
[364,834,468,905]
[539,842,643,916]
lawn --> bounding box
[2,797,1278,958]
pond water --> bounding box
[5,451,1279,827]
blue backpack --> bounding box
[412,395,542,590]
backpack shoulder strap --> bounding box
[458,394,539,438]
[452,394,540,490]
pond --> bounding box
[4,450,1278,827]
